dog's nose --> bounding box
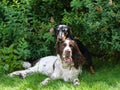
[58,38,62,41]
[65,50,70,54]
[65,50,71,58]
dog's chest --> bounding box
[61,67,80,81]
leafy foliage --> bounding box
[0,38,30,73]
[63,0,120,58]
[0,0,120,73]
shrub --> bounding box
[0,0,120,73]
[0,0,56,72]
[62,0,120,60]
[0,0,31,72]
[27,22,55,60]
[0,38,30,73]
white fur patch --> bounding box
[22,61,31,69]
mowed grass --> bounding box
[0,60,120,90]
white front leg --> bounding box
[40,78,51,86]
[73,78,80,86]
[40,73,61,86]
[50,72,61,80]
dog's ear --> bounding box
[67,26,74,39]
[72,41,85,69]
[54,25,58,33]
[55,41,62,55]
[53,25,59,39]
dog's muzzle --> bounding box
[57,31,66,42]
[63,50,72,63]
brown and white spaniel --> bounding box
[8,39,84,86]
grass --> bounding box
[0,60,120,90]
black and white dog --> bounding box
[8,39,84,86]
[50,24,94,74]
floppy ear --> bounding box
[67,26,74,39]
[56,41,59,54]
[53,25,59,39]
[72,41,85,69]
[55,41,63,57]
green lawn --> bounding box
[0,61,120,90]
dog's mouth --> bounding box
[64,57,73,63]
[63,55,73,63]
[62,50,73,63]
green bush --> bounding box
[0,0,120,73]
[0,38,30,73]
[62,0,120,59]
[27,22,55,60]
[0,0,55,72]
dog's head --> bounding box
[53,25,73,42]
[56,38,84,69]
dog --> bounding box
[51,24,95,74]
[8,39,83,86]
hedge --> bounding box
[0,0,119,73]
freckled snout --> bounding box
[57,31,66,42]
[65,49,71,58]
[65,50,70,54]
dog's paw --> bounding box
[40,78,50,86]
[19,73,26,79]
[40,81,47,86]
[74,81,80,86]
[8,73,14,77]
[73,79,80,86]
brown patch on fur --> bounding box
[70,40,85,69]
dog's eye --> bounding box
[69,44,73,47]
[63,28,67,31]
[65,28,67,31]
[62,43,66,47]
[57,30,59,33]
[62,30,65,32]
